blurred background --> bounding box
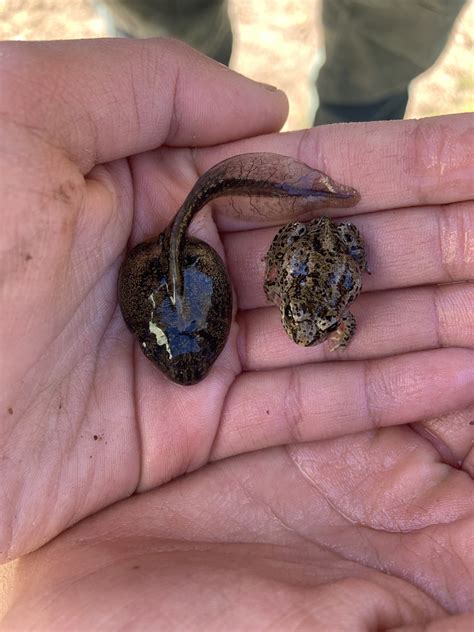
[0,0,473,130]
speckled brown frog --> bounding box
[118,153,363,385]
[264,217,368,350]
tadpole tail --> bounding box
[167,152,361,302]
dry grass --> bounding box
[0,0,473,130]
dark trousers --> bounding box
[98,0,466,124]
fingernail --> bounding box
[259,82,280,92]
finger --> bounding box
[410,406,474,473]
[1,39,288,172]
[284,430,473,613]
[211,348,474,460]
[204,113,474,228]
[224,201,474,309]
[284,426,474,532]
[237,283,474,371]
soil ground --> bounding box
[1,0,473,130]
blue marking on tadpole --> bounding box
[158,266,214,357]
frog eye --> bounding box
[326,320,339,333]
[317,317,339,333]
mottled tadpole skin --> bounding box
[118,237,232,385]
[118,153,361,385]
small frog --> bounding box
[118,153,362,385]
[264,217,368,350]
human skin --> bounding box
[0,38,473,631]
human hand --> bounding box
[0,36,288,561]
[1,39,473,630]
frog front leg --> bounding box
[328,309,356,351]
[336,222,369,272]
[264,222,307,303]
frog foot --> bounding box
[328,310,356,351]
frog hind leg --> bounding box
[328,309,356,351]
[336,223,369,273]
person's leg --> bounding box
[98,0,233,65]
[314,0,467,125]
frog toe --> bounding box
[328,310,356,351]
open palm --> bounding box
[1,39,472,629]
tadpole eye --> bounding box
[284,304,292,320]
[184,254,198,266]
